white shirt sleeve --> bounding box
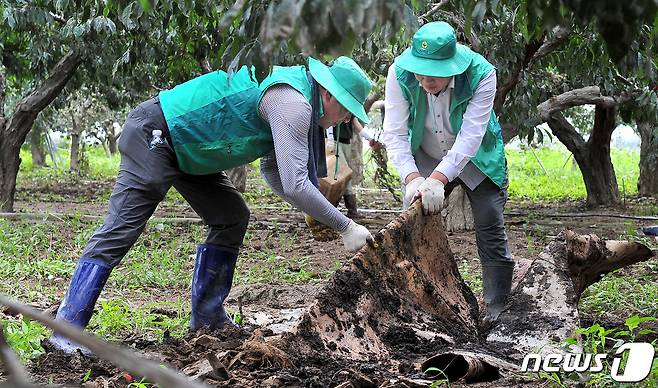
[381,64,420,182]
[436,69,497,181]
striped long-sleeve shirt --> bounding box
[258,84,351,232]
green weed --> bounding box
[457,259,482,294]
[580,265,658,318]
[2,317,49,362]
[81,369,92,383]
[534,318,658,387]
[128,377,155,388]
[90,299,189,340]
[423,366,451,387]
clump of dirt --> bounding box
[28,347,123,386]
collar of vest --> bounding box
[449,71,474,113]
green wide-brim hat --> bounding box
[396,21,475,77]
[308,56,372,124]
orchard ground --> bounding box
[1,145,657,387]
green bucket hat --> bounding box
[396,21,474,77]
[308,56,373,124]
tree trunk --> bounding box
[226,165,248,193]
[546,105,619,207]
[637,120,658,196]
[581,105,619,206]
[0,52,81,212]
[69,113,81,174]
[106,120,118,155]
[29,122,47,168]
[364,91,381,114]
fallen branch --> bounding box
[505,211,658,221]
[0,296,210,388]
[0,212,305,225]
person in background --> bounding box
[382,21,514,324]
[325,116,382,218]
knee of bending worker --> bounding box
[237,205,251,231]
[219,203,250,234]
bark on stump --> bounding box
[277,205,653,383]
[284,202,480,362]
[487,230,653,361]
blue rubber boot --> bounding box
[190,244,238,330]
[642,225,658,236]
[47,258,112,354]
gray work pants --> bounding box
[402,149,512,263]
[81,98,250,268]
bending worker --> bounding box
[49,56,374,353]
[382,22,514,323]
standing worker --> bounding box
[49,56,374,353]
[382,21,514,324]
[325,116,380,219]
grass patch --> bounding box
[579,261,658,318]
[90,299,189,341]
[18,146,120,181]
[458,259,482,295]
[235,251,320,285]
[1,318,49,362]
[507,145,639,200]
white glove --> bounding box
[340,220,373,252]
[416,177,445,215]
[404,176,425,205]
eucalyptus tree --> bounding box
[0,0,420,212]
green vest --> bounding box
[395,51,507,187]
[159,65,313,175]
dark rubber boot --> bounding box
[642,225,658,236]
[481,259,514,325]
[343,194,360,219]
[190,244,238,330]
[47,258,112,354]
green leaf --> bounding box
[73,25,83,38]
[6,11,15,29]
[625,315,641,330]
[55,0,69,13]
[472,0,487,26]
[139,0,151,13]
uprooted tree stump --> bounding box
[487,230,654,360]
[272,202,654,383]
[284,202,480,363]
